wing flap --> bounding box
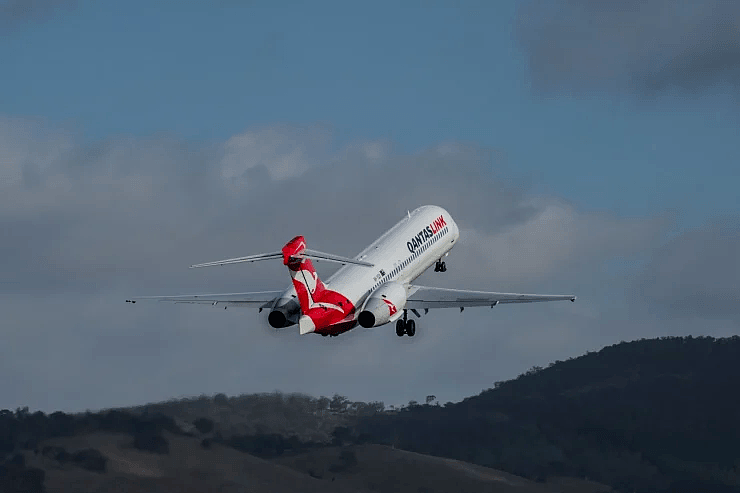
[405,285,576,310]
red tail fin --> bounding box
[282,236,325,313]
[282,235,355,334]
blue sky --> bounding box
[2,1,739,411]
[4,1,737,223]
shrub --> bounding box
[8,453,25,466]
[133,431,169,454]
[193,417,214,434]
[331,426,353,446]
[71,448,107,472]
[41,445,69,462]
[0,464,45,493]
[329,449,357,472]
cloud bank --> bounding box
[0,0,77,32]
[517,0,740,97]
[634,218,740,320]
[0,116,734,412]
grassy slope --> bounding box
[23,432,610,493]
[29,432,344,493]
[273,444,611,493]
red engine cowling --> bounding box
[358,282,407,328]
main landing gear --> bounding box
[396,310,416,337]
[434,259,447,272]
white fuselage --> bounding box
[276,205,459,321]
[134,204,574,334]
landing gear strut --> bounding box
[395,310,416,337]
[434,259,447,272]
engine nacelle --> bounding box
[358,282,407,328]
[268,297,300,328]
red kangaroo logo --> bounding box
[382,298,398,316]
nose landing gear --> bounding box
[395,310,416,337]
[434,259,447,272]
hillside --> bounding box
[5,429,608,493]
[27,431,345,493]
[3,335,738,492]
[122,392,378,442]
[274,444,610,493]
[352,336,740,492]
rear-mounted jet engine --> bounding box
[358,282,407,328]
[268,296,301,328]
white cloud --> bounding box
[0,116,74,193]
[220,124,331,181]
[1,116,729,413]
[362,141,387,161]
[632,220,740,321]
[517,0,740,96]
[458,198,670,285]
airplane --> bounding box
[126,205,576,337]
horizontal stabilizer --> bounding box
[303,249,373,267]
[190,249,373,269]
[190,252,283,268]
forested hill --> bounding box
[354,336,740,493]
[2,336,739,492]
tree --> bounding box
[133,431,169,454]
[331,426,353,446]
[370,401,385,413]
[425,395,437,406]
[193,417,214,434]
[330,394,350,413]
[329,449,358,472]
[317,396,331,411]
[72,449,107,472]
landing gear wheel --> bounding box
[440,262,446,272]
[396,320,405,337]
[406,319,416,337]
[435,260,447,272]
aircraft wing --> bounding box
[405,285,576,310]
[125,291,282,309]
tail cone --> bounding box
[299,315,316,335]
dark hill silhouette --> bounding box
[0,394,605,492]
[353,336,740,492]
[2,336,738,492]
